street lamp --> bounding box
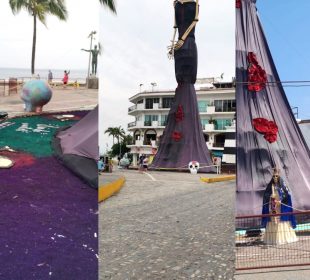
[139,83,143,93]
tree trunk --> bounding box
[31,15,37,75]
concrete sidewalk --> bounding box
[0,87,97,117]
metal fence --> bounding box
[236,211,310,270]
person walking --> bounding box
[138,154,145,173]
[62,70,70,88]
[48,70,53,84]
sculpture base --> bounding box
[87,77,99,89]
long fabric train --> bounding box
[236,0,310,215]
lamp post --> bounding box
[139,83,143,93]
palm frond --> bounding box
[48,0,68,21]
[99,0,117,14]
[9,0,30,15]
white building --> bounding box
[127,79,236,167]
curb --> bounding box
[98,176,126,202]
[200,175,236,183]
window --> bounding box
[231,100,236,112]
[145,98,160,109]
[162,97,174,108]
[145,115,158,126]
[200,118,209,127]
[215,100,223,112]
[215,100,236,112]
[216,119,232,130]
[198,101,209,112]
[161,115,168,126]
[223,100,229,112]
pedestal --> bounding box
[87,77,99,89]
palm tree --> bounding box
[114,126,125,144]
[9,0,68,75]
[99,0,116,13]
[104,127,119,145]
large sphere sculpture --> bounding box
[21,80,52,112]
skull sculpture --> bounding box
[188,161,200,174]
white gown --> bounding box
[264,184,298,245]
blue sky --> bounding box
[257,0,310,120]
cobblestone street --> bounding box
[100,170,235,279]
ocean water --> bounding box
[0,68,88,83]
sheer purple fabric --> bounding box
[57,106,98,160]
[236,0,310,215]
[151,84,214,172]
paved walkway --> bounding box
[99,170,124,186]
[0,87,97,117]
[100,169,235,279]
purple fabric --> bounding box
[151,84,215,172]
[0,156,98,279]
[57,106,98,160]
[236,0,310,215]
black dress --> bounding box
[150,1,214,173]
[174,1,198,84]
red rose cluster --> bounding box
[175,105,184,123]
[172,131,182,142]
[252,118,278,143]
[247,52,267,92]
[236,0,241,8]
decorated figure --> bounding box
[21,80,52,112]
[151,0,214,172]
[262,168,298,245]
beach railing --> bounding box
[235,211,310,270]
[0,77,87,94]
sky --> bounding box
[99,0,235,153]
[0,0,100,72]
[257,0,310,120]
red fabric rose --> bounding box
[247,52,267,92]
[172,131,182,142]
[264,132,278,143]
[253,118,278,143]
[236,0,241,9]
[175,105,184,123]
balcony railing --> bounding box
[128,121,136,128]
[213,142,225,148]
[128,105,137,112]
[144,121,152,126]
